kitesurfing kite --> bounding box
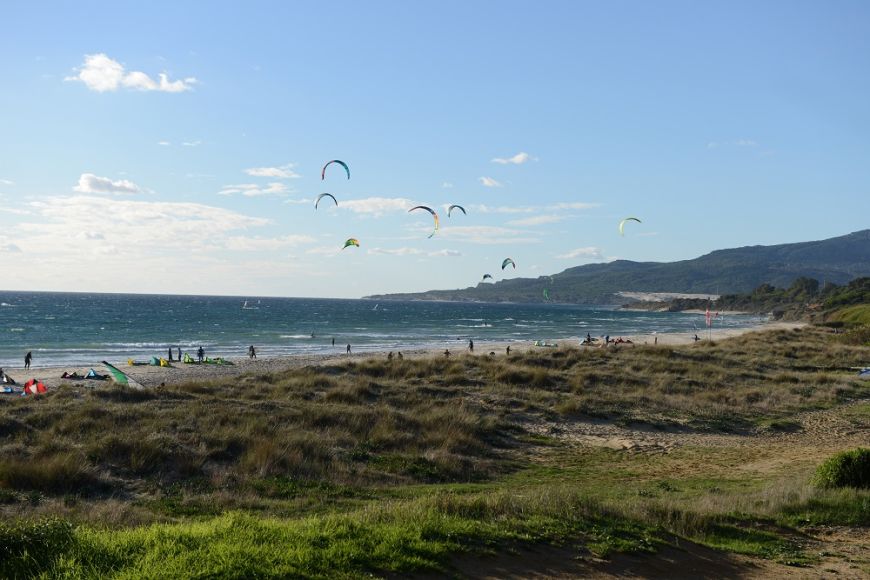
[543,288,550,301]
[342,238,360,250]
[315,193,338,209]
[618,217,642,236]
[321,160,350,180]
[408,205,440,238]
[502,258,516,270]
[482,274,493,281]
[447,204,466,217]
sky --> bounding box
[1,1,868,298]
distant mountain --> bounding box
[366,230,870,304]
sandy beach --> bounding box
[3,320,806,390]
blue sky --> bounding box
[1,1,868,297]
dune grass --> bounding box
[0,325,868,576]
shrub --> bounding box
[814,448,870,489]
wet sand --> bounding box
[5,321,805,390]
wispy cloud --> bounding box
[428,249,462,257]
[157,141,171,146]
[556,247,603,260]
[491,152,531,165]
[0,179,14,186]
[707,139,759,149]
[181,140,202,147]
[442,182,454,189]
[218,183,289,197]
[440,225,539,245]
[225,234,315,251]
[367,247,423,256]
[339,197,413,216]
[470,204,535,214]
[507,214,566,227]
[479,176,503,188]
[549,202,599,210]
[73,173,142,195]
[66,53,196,93]
[244,163,300,179]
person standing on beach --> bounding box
[168,347,173,362]
[197,346,204,362]
[468,339,474,353]
[346,344,351,354]
[506,345,510,356]
[248,345,257,359]
[24,351,32,370]
[332,338,335,347]
[177,347,181,360]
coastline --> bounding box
[5,320,807,390]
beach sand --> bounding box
[6,320,806,390]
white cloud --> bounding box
[0,206,31,216]
[157,141,171,146]
[77,231,105,240]
[182,140,202,147]
[22,196,269,257]
[442,182,454,189]
[367,247,423,256]
[0,238,21,253]
[428,249,462,257]
[340,197,413,216]
[556,247,604,260]
[507,214,566,227]
[0,179,13,185]
[218,182,289,197]
[479,176,503,188]
[440,225,539,245]
[244,164,300,179]
[73,173,142,195]
[66,53,196,93]
[225,234,316,251]
[491,152,530,165]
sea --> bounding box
[0,291,764,367]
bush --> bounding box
[814,448,870,489]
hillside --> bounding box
[367,230,870,304]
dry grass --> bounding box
[0,326,867,527]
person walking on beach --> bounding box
[168,347,173,362]
[346,344,351,354]
[332,338,335,347]
[444,349,450,358]
[506,345,511,356]
[197,346,204,363]
[248,345,257,359]
[468,339,474,353]
[24,351,32,370]
[387,351,393,361]
[397,351,403,360]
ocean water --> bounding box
[0,291,763,367]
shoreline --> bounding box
[4,320,806,390]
